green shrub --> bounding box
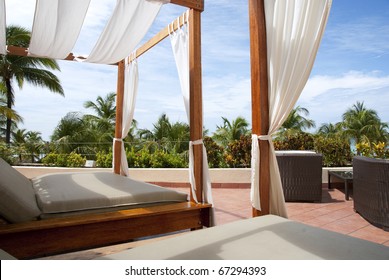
[273,132,315,150]
[204,136,225,168]
[41,153,60,166]
[314,135,352,167]
[150,150,186,168]
[224,135,252,168]
[66,152,86,167]
[96,150,113,168]
[0,142,17,164]
[356,141,389,159]
[132,147,152,168]
[42,152,85,167]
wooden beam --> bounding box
[0,202,211,259]
[189,9,203,203]
[114,60,125,174]
[249,0,270,216]
[171,0,204,11]
[130,12,188,63]
[5,45,87,61]
[5,45,96,63]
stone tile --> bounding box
[350,225,389,245]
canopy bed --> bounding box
[98,214,389,260]
[100,0,389,260]
[0,0,212,259]
[1,0,372,261]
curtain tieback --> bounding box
[113,138,123,143]
[257,135,272,141]
[190,139,203,145]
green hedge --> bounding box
[42,152,86,167]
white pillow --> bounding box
[0,158,41,222]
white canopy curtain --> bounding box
[28,0,90,59]
[169,12,214,211]
[114,56,139,176]
[251,0,332,216]
[85,0,165,64]
[0,0,6,55]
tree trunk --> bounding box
[5,79,13,145]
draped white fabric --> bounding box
[0,0,6,55]
[85,0,162,64]
[169,13,214,222]
[113,57,139,176]
[251,0,332,216]
[169,16,190,120]
[28,0,90,59]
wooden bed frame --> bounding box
[1,1,212,260]
[0,202,211,259]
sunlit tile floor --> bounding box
[39,186,389,259]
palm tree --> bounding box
[342,101,387,144]
[278,106,315,137]
[212,116,250,147]
[24,131,44,163]
[0,25,64,144]
[317,122,343,136]
[83,92,116,131]
[51,112,87,154]
[12,129,44,162]
[12,128,28,162]
[0,90,23,139]
[138,113,190,153]
[83,92,118,150]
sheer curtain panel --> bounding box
[0,0,6,54]
[86,0,163,64]
[169,14,214,216]
[113,57,139,176]
[28,0,90,59]
[251,0,332,216]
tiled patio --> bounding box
[40,184,389,259]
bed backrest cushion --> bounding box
[0,158,41,223]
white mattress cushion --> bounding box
[0,158,41,222]
[32,172,188,214]
[99,215,389,260]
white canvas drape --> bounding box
[28,0,90,59]
[169,13,214,212]
[114,56,139,176]
[0,0,6,55]
[251,0,332,216]
[86,0,163,64]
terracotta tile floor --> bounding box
[40,186,389,259]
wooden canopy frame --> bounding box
[249,0,270,216]
[0,0,211,259]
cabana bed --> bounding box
[0,158,211,259]
[98,215,389,260]
[0,0,212,259]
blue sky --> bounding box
[5,0,389,141]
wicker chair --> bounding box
[353,156,389,231]
[276,151,323,202]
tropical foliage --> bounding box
[0,25,63,144]
[1,84,388,168]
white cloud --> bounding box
[298,71,389,128]
[301,71,389,103]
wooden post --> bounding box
[170,0,204,11]
[249,0,270,216]
[189,9,203,203]
[114,60,125,174]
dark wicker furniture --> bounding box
[328,170,353,200]
[353,156,389,231]
[276,151,323,202]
